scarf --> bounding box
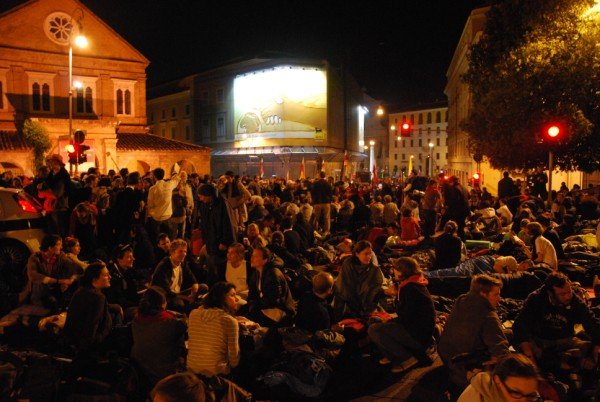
[397,274,428,298]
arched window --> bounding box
[427,112,432,124]
[41,84,50,111]
[32,83,41,111]
[124,90,131,115]
[76,87,84,112]
[436,126,440,134]
[436,111,441,123]
[418,114,423,124]
[116,89,123,114]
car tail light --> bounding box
[18,199,39,213]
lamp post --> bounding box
[428,142,434,177]
[68,11,88,175]
[369,140,375,179]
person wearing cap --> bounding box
[45,154,71,236]
[198,183,235,285]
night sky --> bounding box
[79,0,486,108]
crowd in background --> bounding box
[1,153,600,401]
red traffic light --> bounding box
[472,172,480,180]
[547,125,560,138]
[400,122,413,137]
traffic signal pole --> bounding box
[547,150,553,207]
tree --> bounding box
[22,119,51,171]
[462,0,599,172]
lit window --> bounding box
[76,87,94,114]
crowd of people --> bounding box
[1,155,600,401]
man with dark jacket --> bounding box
[513,272,600,371]
[198,184,235,285]
[310,171,333,235]
[112,172,145,242]
[45,154,71,236]
[296,272,334,333]
[497,171,516,200]
[151,239,199,313]
[438,274,510,387]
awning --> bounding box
[211,146,366,162]
[0,131,30,151]
[117,133,211,152]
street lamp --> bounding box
[428,142,434,177]
[68,9,88,175]
[369,140,375,179]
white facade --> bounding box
[388,105,448,178]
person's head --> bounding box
[247,223,260,239]
[392,257,422,281]
[152,371,206,402]
[250,246,271,270]
[198,184,216,203]
[271,230,284,246]
[169,239,187,265]
[401,207,412,218]
[492,354,540,402]
[40,234,62,255]
[353,240,373,265]
[115,244,134,269]
[312,272,334,297]
[281,216,293,230]
[204,281,237,313]
[493,256,518,274]
[503,171,510,178]
[545,272,573,306]
[126,171,140,186]
[138,286,167,316]
[81,262,111,289]
[226,243,245,265]
[319,171,326,179]
[535,215,551,228]
[526,222,543,238]
[386,221,400,235]
[153,168,165,181]
[519,218,530,230]
[157,233,171,253]
[47,154,64,172]
[443,220,458,235]
[470,274,503,308]
[63,237,80,255]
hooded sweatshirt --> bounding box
[457,372,504,402]
[187,306,240,376]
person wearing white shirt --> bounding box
[146,168,181,242]
[516,222,558,270]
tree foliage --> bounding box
[462,0,599,172]
[22,119,51,170]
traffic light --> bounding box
[66,142,78,165]
[472,172,481,188]
[543,122,565,141]
[400,122,413,137]
[78,145,90,164]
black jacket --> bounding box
[64,286,112,351]
[198,196,234,256]
[396,280,435,347]
[248,262,296,316]
[310,179,333,204]
[151,257,198,298]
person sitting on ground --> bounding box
[425,255,520,279]
[151,371,206,402]
[105,243,141,315]
[155,233,171,263]
[438,274,511,388]
[225,243,250,300]
[536,215,566,260]
[151,238,199,313]
[242,223,268,251]
[244,247,296,327]
[25,234,77,312]
[281,216,302,256]
[400,207,421,241]
[63,236,88,274]
[516,222,558,271]
[382,194,400,225]
[63,262,119,356]
[333,240,384,320]
[512,272,600,373]
[433,221,466,270]
[268,231,303,269]
[369,257,435,374]
[496,199,514,227]
[131,286,187,386]
[187,282,241,377]
[294,211,315,251]
[457,353,540,402]
[296,272,335,333]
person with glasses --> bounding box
[458,353,541,402]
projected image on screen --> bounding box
[234,66,327,140]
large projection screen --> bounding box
[234,66,327,141]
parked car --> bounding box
[0,188,46,290]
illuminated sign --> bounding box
[234,66,327,143]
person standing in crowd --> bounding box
[146,168,181,242]
[497,172,516,201]
[440,176,471,240]
[369,257,435,374]
[310,171,333,235]
[422,179,442,238]
[112,172,145,242]
[198,183,235,285]
[438,274,510,388]
[45,154,71,236]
